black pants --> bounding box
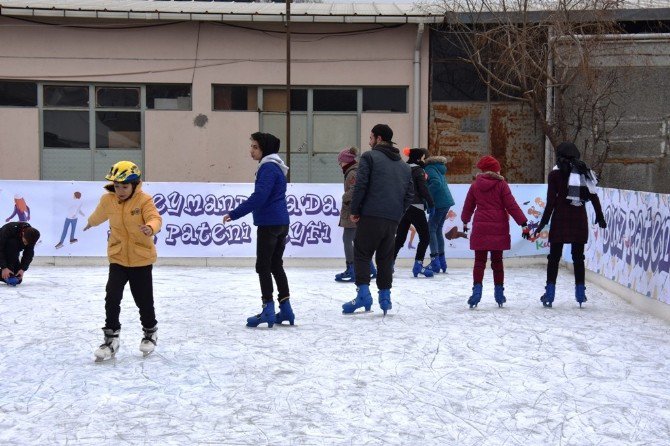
[105,263,156,331]
[354,216,397,289]
[256,225,290,303]
[547,242,585,285]
[394,206,430,262]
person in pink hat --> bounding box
[461,155,530,308]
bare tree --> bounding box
[430,0,628,175]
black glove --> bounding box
[597,215,607,229]
[532,224,545,239]
[463,224,469,234]
[521,224,531,240]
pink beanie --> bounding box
[338,147,358,164]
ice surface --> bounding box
[1,265,669,445]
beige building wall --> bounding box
[0,17,430,182]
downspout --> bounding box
[413,22,425,149]
[545,26,555,178]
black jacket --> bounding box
[408,163,434,208]
[0,222,35,272]
[350,143,414,223]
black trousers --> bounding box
[256,225,290,303]
[354,216,397,289]
[105,263,156,331]
[394,206,430,262]
[547,242,585,285]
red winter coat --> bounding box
[461,173,527,251]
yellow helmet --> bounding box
[105,161,141,183]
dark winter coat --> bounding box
[424,156,455,210]
[350,143,414,223]
[0,222,35,272]
[229,154,290,226]
[461,173,527,251]
[538,169,604,244]
[339,162,358,229]
[408,163,434,209]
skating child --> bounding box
[461,155,529,308]
[84,161,162,360]
[424,155,455,273]
[0,221,40,286]
[534,141,606,308]
[223,132,293,327]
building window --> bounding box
[363,87,407,112]
[147,84,191,110]
[44,85,89,107]
[96,87,140,108]
[43,110,89,148]
[262,89,307,112]
[0,81,37,107]
[212,85,258,111]
[313,89,357,112]
[95,112,141,148]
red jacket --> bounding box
[461,173,527,251]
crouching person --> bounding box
[0,222,40,286]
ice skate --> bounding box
[438,253,447,273]
[412,260,434,278]
[428,255,441,274]
[94,328,120,361]
[335,263,354,282]
[275,298,295,326]
[246,301,276,328]
[468,283,483,309]
[342,284,373,314]
[494,284,506,308]
[541,283,556,308]
[378,289,392,315]
[139,326,157,356]
[575,284,588,308]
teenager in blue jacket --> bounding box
[223,132,293,327]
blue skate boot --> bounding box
[246,301,276,328]
[412,260,434,278]
[438,253,447,273]
[575,284,588,308]
[342,284,373,314]
[335,263,354,282]
[275,298,295,325]
[468,283,483,308]
[369,261,377,279]
[5,276,20,286]
[378,289,392,315]
[494,284,506,308]
[541,283,556,308]
[429,255,441,274]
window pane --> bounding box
[431,61,487,101]
[213,86,257,111]
[44,85,89,107]
[43,110,90,148]
[96,112,141,149]
[147,84,191,110]
[363,87,407,112]
[96,87,140,108]
[313,89,357,112]
[262,89,307,112]
[0,81,37,106]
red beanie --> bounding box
[476,155,501,173]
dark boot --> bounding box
[378,289,392,315]
[541,283,556,308]
[246,301,276,328]
[575,284,587,307]
[275,298,295,325]
[468,283,483,309]
[494,284,506,308]
[335,263,354,282]
[342,284,373,314]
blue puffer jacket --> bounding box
[424,156,455,209]
[229,154,290,226]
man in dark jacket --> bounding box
[0,222,40,286]
[342,124,413,315]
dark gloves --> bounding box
[597,215,607,229]
[521,223,531,240]
[462,224,469,234]
[532,224,545,239]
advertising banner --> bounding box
[0,180,549,259]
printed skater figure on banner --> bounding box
[334,146,377,282]
[223,132,295,328]
[0,221,40,286]
[461,155,529,309]
[341,124,413,315]
[84,161,162,361]
[55,191,85,249]
[534,141,606,308]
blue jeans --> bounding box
[428,207,449,255]
[58,218,78,244]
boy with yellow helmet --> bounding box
[84,160,162,360]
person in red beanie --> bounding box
[461,155,530,308]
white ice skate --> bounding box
[94,328,120,361]
[139,326,157,357]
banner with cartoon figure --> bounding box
[581,188,670,304]
[0,180,549,259]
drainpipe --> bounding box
[545,26,555,178]
[413,22,425,149]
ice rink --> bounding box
[1,264,669,445]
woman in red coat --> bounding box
[535,142,606,308]
[461,155,529,308]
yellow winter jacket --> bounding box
[87,182,162,267]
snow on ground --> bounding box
[1,265,669,446]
